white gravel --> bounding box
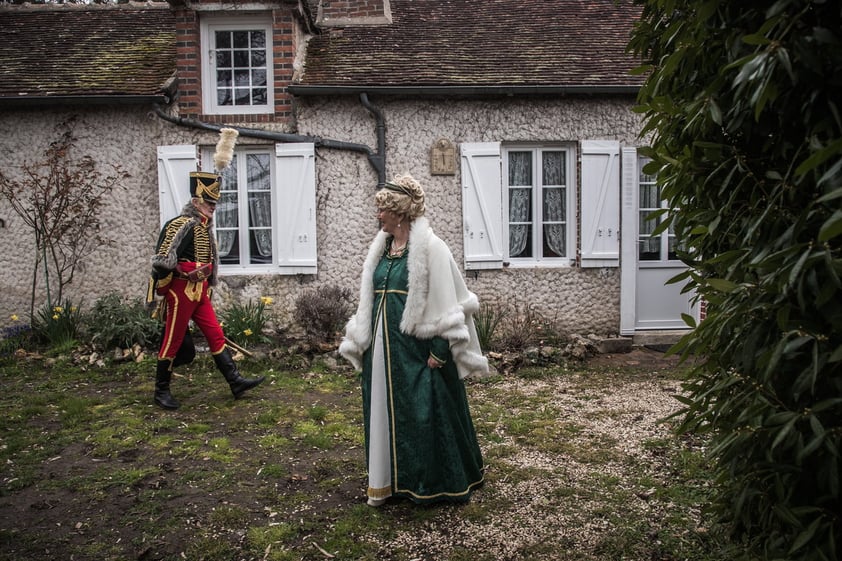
[361,364,703,561]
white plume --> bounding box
[213,128,239,172]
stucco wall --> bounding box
[0,95,641,338]
[295,95,644,336]
[0,107,165,325]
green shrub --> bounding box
[630,2,842,559]
[31,299,83,349]
[293,285,353,345]
[84,292,160,350]
[220,297,273,347]
[474,301,505,352]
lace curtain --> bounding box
[543,188,565,257]
[508,151,531,257]
[509,189,530,256]
[542,152,566,257]
[216,164,237,258]
[248,154,273,258]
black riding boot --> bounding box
[154,359,180,410]
[172,329,196,369]
[213,347,265,398]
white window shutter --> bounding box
[619,147,639,335]
[460,142,503,270]
[157,145,197,227]
[275,143,317,274]
[580,140,621,267]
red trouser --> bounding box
[158,277,226,360]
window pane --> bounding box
[510,224,532,258]
[247,154,271,191]
[542,151,565,185]
[217,87,232,106]
[250,30,266,48]
[639,183,660,209]
[216,51,231,68]
[639,211,660,260]
[234,69,250,87]
[542,187,565,221]
[543,225,565,258]
[233,50,250,68]
[252,89,267,105]
[252,50,266,67]
[252,69,267,87]
[232,31,249,48]
[509,188,531,222]
[234,88,251,105]
[508,152,531,186]
[215,31,230,49]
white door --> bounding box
[620,150,697,333]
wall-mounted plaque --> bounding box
[430,138,456,175]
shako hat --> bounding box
[189,127,239,203]
[189,172,221,203]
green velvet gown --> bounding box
[361,246,485,504]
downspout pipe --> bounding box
[153,104,386,181]
[359,92,386,186]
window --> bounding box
[201,17,274,115]
[462,140,621,270]
[505,147,572,263]
[461,142,582,270]
[215,149,274,266]
[638,156,678,262]
[157,143,316,276]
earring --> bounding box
[398,222,402,229]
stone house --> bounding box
[0,0,697,340]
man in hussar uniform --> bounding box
[148,128,264,410]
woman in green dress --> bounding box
[340,174,489,506]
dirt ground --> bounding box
[0,346,689,561]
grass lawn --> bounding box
[0,347,734,561]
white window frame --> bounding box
[157,143,316,277]
[502,144,576,268]
[200,15,274,115]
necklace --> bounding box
[389,240,407,256]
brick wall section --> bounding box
[173,6,294,122]
[321,0,387,18]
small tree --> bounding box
[629,1,842,560]
[0,117,129,317]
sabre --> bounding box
[224,336,254,358]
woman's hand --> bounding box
[427,356,444,369]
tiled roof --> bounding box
[295,0,644,92]
[0,2,176,103]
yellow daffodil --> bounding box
[260,296,273,306]
[53,306,63,313]
[243,329,253,337]
[10,314,18,321]
[52,314,60,320]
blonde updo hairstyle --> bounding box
[375,173,426,221]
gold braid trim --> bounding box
[192,221,213,263]
[157,216,193,260]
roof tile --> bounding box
[0,3,175,101]
[297,0,645,89]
